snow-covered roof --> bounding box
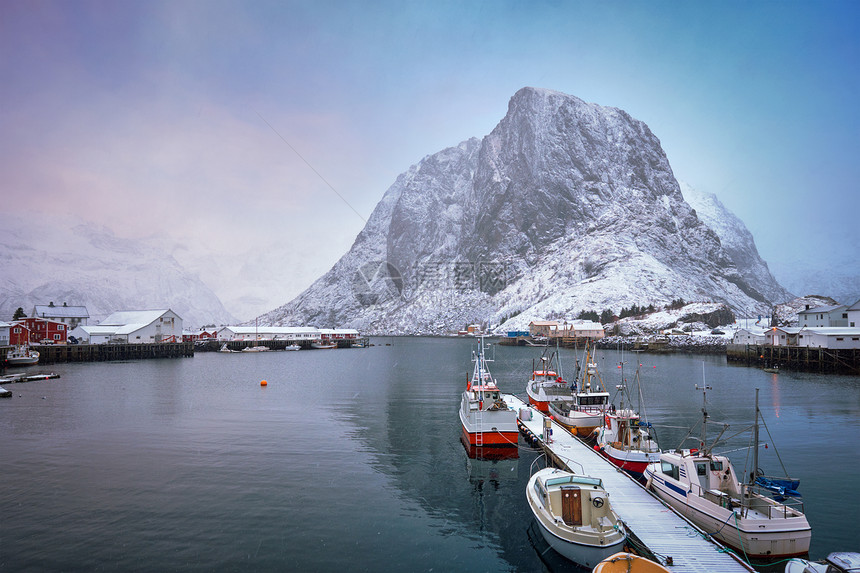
[33,304,89,318]
[799,327,860,336]
[798,304,846,315]
[100,310,176,326]
[848,298,860,311]
[73,325,120,336]
[568,321,602,330]
[220,326,320,334]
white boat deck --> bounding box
[505,394,754,573]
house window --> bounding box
[836,338,844,341]
[53,334,61,340]
[13,327,20,333]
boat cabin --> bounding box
[657,452,743,500]
[532,473,615,529]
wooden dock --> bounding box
[505,394,754,573]
[727,343,860,375]
[1,343,194,366]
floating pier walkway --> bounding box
[504,393,754,573]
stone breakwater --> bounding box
[596,335,728,354]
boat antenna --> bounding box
[695,362,712,454]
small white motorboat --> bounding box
[241,345,270,352]
[526,468,626,569]
[6,346,40,366]
[284,344,300,351]
[784,552,860,573]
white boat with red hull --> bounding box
[459,337,518,448]
[595,365,661,480]
[525,347,573,413]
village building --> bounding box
[795,327,860,349]
[0,322,10,346]
[7,322,32,345]
[69,325,120,345]
[70,309,183,344]
[847,298,860,328]
[32,302,90,329]
[528,320,604,340]
[529,321,558,337]
[731,327,768,345]
[14,317,68,344]
[797,304,849,328]
[182,328,218,342]
[217,326,322,342]
[318,328,360,342]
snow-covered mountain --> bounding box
[679,182,792,304]
[0,213,236,328]
[261,87,791,334]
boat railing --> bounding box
[745,484,806,518]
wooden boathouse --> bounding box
[727,344,860,375]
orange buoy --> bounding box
[260,380,268,386]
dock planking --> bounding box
[505,393,754,573]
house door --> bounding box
[561,486,582,526]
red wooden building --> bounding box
[15,317,68,344]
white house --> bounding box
[797,304,849,327]
[766,327,804,346]
[846,298,860,328]
[795,327,860,349]
[217,326,322,342]
[69,325,118,345]
[77,309,184,344]
[732,327,768,345]
[0,321,10,346]
[32,302,90,329]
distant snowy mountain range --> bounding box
[0,213,236,328]
[260,87,794,334]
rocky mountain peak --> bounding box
[261,88,789,334]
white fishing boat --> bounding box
[241,345,270,352]
[525,347,573,413]
[526,468,626,569]
[547,344,610,438]
[284,344,300,351]
[311,341,336,349]
[458,337,518,448]
[6,346,40,366]
[219,343,239,353]
[784,552,860,573]
[644,387,811,558]
[595,365,661,480]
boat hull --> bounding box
[533,516,625,568]
[645,468,811,558]
[597,442,661,481]
[459,425,519,448]
[7,356,39,366]
[593,553,672,572]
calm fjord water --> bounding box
[1,337,857,572]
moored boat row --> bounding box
[458,341,824,569]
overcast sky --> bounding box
[2,1,858,316]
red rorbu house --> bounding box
[15,317,68,344]
[9,323,32,345]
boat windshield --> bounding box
[545,475,603,488]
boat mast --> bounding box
[752,388,760,486]
[696,362,712,454]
